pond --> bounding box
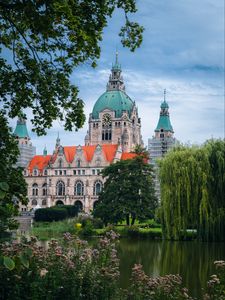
[118,238,225,299]
[15,217,225,299]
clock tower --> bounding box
[85,54,143,152]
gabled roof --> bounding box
[28,144,120,172]
[28,155,51,173]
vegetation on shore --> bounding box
[0,231,224,300]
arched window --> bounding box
[74,180,84,196]
[33,169,38,176]
[93,201,99,209]
[93,180,103,196]
[42,199,47,206]
[31,199,37,206]
[44,169,48,176]
[32,183,38,196]
[74,200,83,212]
[42,183,47,196]
[56,200,64,206]
[56,180,65,196]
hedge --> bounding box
[35,207,68,222]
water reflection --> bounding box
[118,238,225,299]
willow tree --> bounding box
[159,139,225,241]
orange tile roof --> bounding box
[102,144,118,163]
[82,145,97,161]
[28,155,51,173]
[121,152,137,160]
[64,146,76,163]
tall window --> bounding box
[102,114,112,141]
[93,180,103,196]
[56,180,65,196]
[32,183,38,196]
[74,180,84,196]
[58,159,63,168]
[42,183,47,196]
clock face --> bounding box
[102,114,112,126]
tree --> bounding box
[0,113,27,236]
[159,140,225,241]
[93,155,158,226]
[0,0,144,135]
[0,1,143,234]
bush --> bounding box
[34,207,68,222]
[60,205,79,218]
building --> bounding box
[20,55,141,213]
[14,117,36,168]
[148,90,178,198]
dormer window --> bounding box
[33,169,38,176]
[58,159,63,168]
[44,169,48,176]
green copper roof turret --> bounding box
[14,117,29,138]
[155,90,174,132]
[112,51,121,70]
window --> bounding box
[55,170,58,176]
[59,170,62,175]
[32,199,37,206]
[32,183,38,196]
[74,200,83,212]
[33,169,38,176]
[42,199,47,206]
[93,180,103,195]
[77,159,81,167]
[78,170,81,175]
[56,180,65,196]
[74,180,84,196]
[97,169,100,175]
[73,170,76,175]
[92,169,95,175]
[42,183,47,196]
[44,169,48,176]
[82,170,85,175]
[64,170,67,175]
[58,159,63,168]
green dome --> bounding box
[161,101,169,109]
[92,90,134,119]
[14,118,29,138]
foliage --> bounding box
[203,260,225,300]
[0,231,120,300]
[35,207,67,222]
[1,232,224,299]
[0,0,143,135]
[93,155,158,225]
[159,139,225,241]
[0,113,27,236]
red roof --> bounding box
[28,144,119,172]
[121,152,137,160]
[28,155,51,173]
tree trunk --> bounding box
[126,214,130,226]
[131,214,136,225]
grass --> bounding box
[31,218,78,240]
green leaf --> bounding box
[0,182,9,192]
[3,256,15,270]
[19,253,29,268]
[0,190,6,199]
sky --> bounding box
[10,0,224,154]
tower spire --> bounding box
[106,53,125,92]
[164,89,166,102]
[55,132,60,148]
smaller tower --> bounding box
[106,51,125,92]
[148,90,178,199]
[43,145,47,156]
[14,117,36,167]
[55,132,60,148]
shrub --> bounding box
[34,207,68,222]
[60,205,79,218]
